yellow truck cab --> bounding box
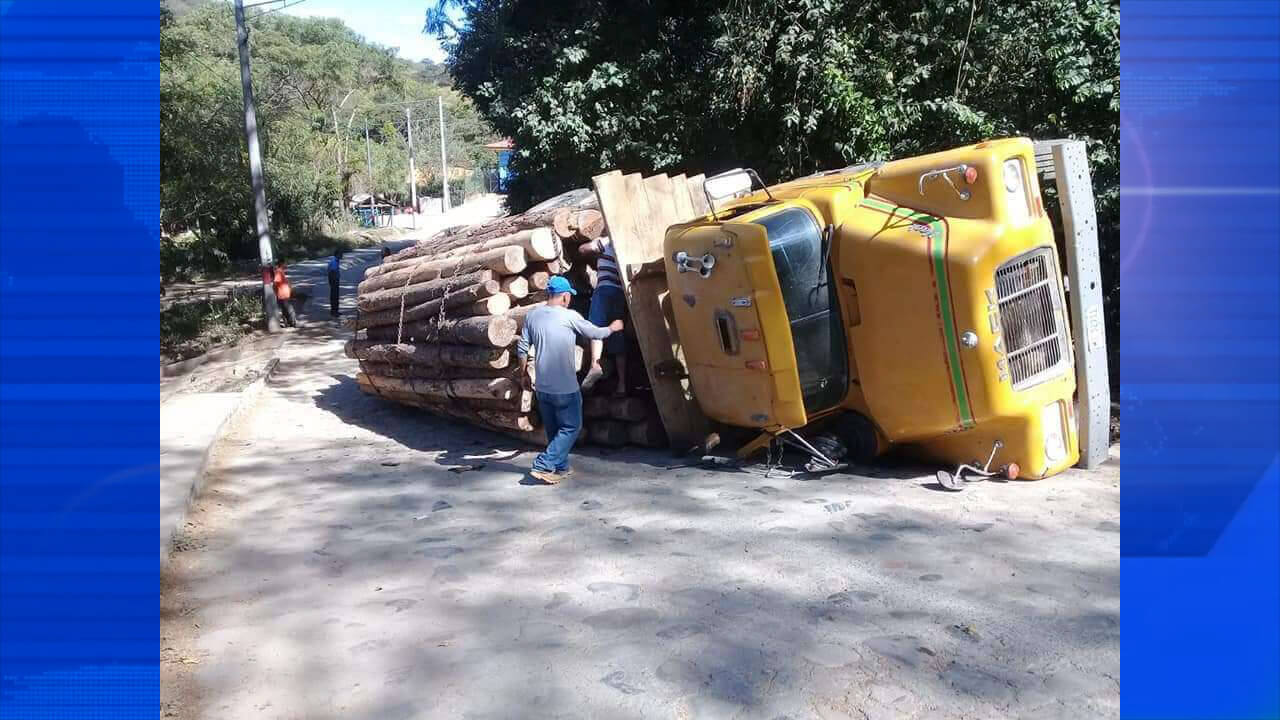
[663,138,1080,480]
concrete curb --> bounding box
[161,356,279,569]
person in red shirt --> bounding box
[273,261,297,327]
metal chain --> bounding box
[394,264,419,345]
[430,249,471,343]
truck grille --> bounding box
[995,248,1069,388]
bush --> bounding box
[160,293,263,361]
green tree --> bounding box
[160,1,497,279]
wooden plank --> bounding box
[593,170,710,450]
[686,173,710,216]
[670,174,695,222]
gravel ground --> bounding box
[161,193,1118,719]
[161,328,1119,719]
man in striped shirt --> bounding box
[582,236,628,396]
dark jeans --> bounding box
[328,269,340,316]
[588,284,626,355]
[534,391,583,473]
[278,295,297,327]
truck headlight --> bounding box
[1042,401,1066,463]
[1003,157,1032,227]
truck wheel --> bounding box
[831,412,879,464]
[807,432,847,464]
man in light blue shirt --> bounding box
[517,276,622,484]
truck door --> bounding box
[758,207,849,415]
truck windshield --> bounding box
[759,207,848,414]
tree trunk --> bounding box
[355,376,536,431]
[357,246,524,294]
[584,395,652,422]
[500,275,529,299]
[344,340,509,368]
[576,237,603,259]
[627,418,668,447]
[507,302,541,332]
[357,268,493,313]
[366,314,516,347]
[358,360,522,381]
[527,258,571,276]
[356,371,519,402]
[353,279,500,330]
[462,293,511,316]
[570,209,605,240]
[367,228,558,279]
[384,212,569,264]
[587,420,628,447]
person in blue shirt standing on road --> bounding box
[517,276,623,485]
[327,248,344,318]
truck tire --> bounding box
[807,432,847,464]
[830,412,879,464]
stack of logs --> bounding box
[346,195,667,449]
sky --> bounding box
[281,0,450,64]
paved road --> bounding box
[161,198,1119,720]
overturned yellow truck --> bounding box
[657,138,1104,486]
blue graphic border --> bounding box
[1,1,160,716]
[1121,1,1279,717]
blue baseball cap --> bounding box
[547,275,577,296]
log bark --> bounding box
[507,302,541,332]
[527,258,572,276]
[433,228,559,262]
[384,211,569,264]
[358,360,521,381]
[587,420,628,447]
[571,209,605,241]
[359,376,533,413]
[353,280,499,330]
[356,371,519,402]
[584,395,652,422]
[345,340,509,368]
[366,314,517,347]
[552,209,574,239]
[356,378,537,432]
[627,418,667,447]
[357,269,493,313]
[358,246,524,293]
[462,293,511,317]
[500,275,529,299]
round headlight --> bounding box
[1003,161,1022,193]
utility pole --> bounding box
[438,95,450,211]
[406,105,417,230]
[364,118,375,225]
[233,0,280,332]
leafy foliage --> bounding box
[433,0,1118,381]
[160,1,498,280]
[160,292,263,361]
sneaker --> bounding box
[556,468,574,479]
[581,364,605,391]
[530,468,560,485]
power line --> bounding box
[248,0,309,20]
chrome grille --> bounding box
[996,248,1069,388]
